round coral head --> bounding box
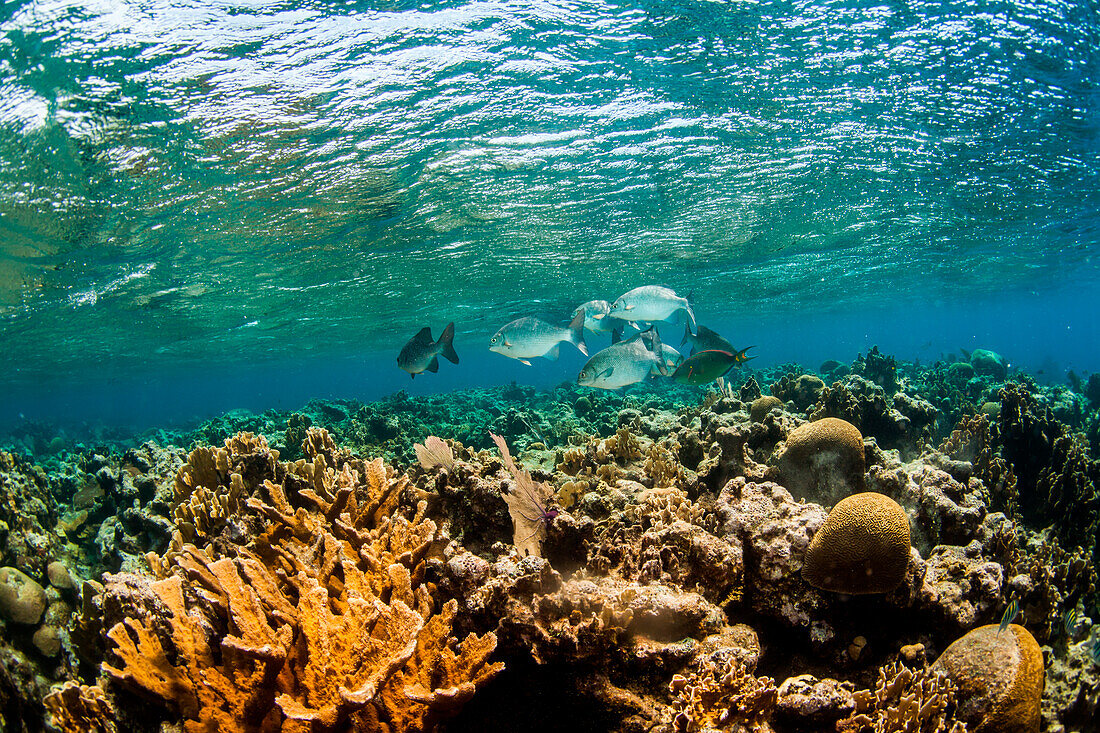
[932,623,1043,733]
[801,492,911,594]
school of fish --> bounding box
[396,285,753,390]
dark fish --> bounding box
[670,348,754,386]
[681,323,736,356]
[397,322,459,378]
[999,599,1020,632]
[1091,638,1100,666]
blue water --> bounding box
[1,0,1098,431]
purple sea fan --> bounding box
[489,432,559,558]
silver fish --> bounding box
[608,285,696,332]
[397,322,459,378]
[489,312,587,365]
[578,328,669,390]
[571,299,618,335]
[616,329,683,376]
[682,323,735,356]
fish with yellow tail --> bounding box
[670,347,755,386]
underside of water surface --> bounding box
[1,1,1099,732]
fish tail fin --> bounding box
[568,310,588,356]
[611,326,623,344]
[649,327,670,377]
[683,300,697,336]
[438,322,459,364]
[735,346,756,364]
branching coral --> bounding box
[103,429,502,733]
[171,432,279,543]
[43,683,118,733]
[668,654,777,732]
[836,662,967,733]
[939,414,1017,513]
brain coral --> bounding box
[932,623,1044,733]
[801,492,911,595]
[776,417,865,506]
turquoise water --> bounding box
[1,0,1098,429]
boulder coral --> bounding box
[931,623,1044,733]
[0,566,47,624]
[801,492,911,595]
[776,417,865,507]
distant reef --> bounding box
[1,348,1098,732]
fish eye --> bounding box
[491,336,498,344]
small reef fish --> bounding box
[999,599,1020,632]
[670,348,754,386]
[397,322,459,379]
[1062,607,1078,638]
[682,324,736,356]
[607,285,696,333]
[578,328,670,390]
[1091,638,1100,666]
[489,312,587,365]
[571,300,619,335]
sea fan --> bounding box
[489,432,558,558]
[415,436,454,471]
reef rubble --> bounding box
[0,350,1097,732]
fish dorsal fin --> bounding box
[414,326,433,342]
[426,356,440,372]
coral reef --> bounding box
[0,359,1098,733]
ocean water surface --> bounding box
[1,0,1098,429]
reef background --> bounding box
[1,351,1099,732]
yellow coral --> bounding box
[115,432,502,732]
[172,432,278,543]
[645,443,683,488]
[802,492,911,595]
[837,662,967,733]
[557,479,591,508]
[669,656,777,732]
[44,683,118,733]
